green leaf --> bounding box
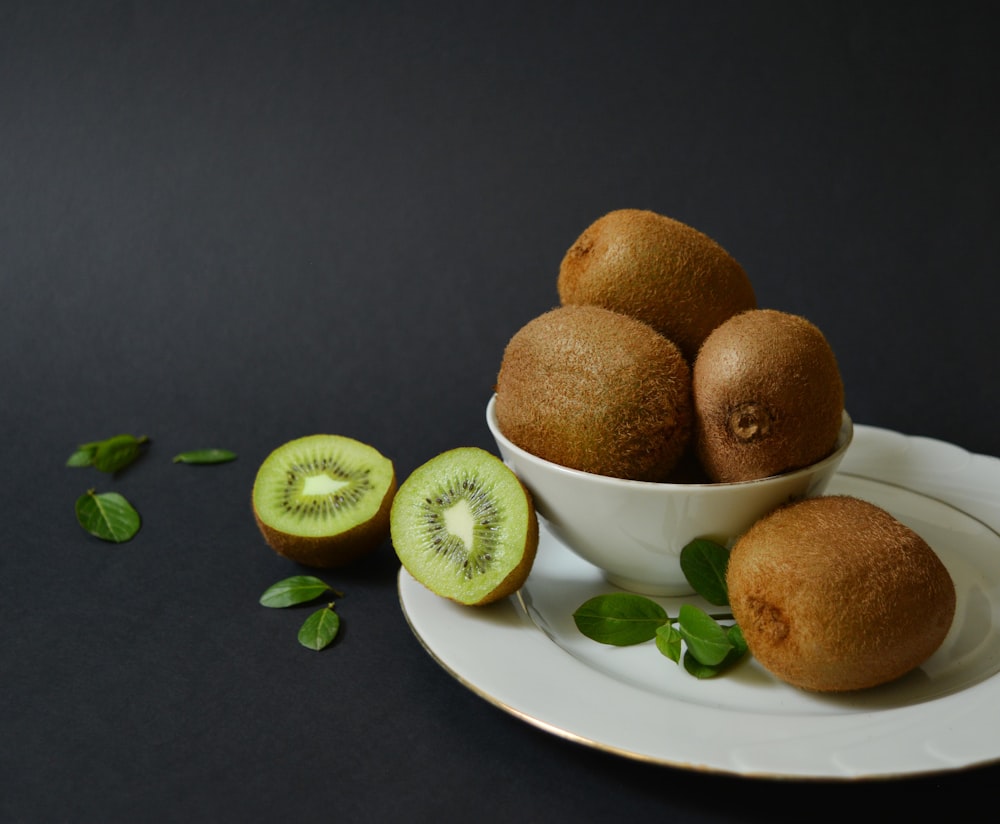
[75,489,141,543]
[654,622,683,663]
[680,538,731,606]
[66,441,101,467]
[726,623,749,658]
[573,593,669,646]
[259,575,336,608]
[91,434,149,474]
[298,605,340,650]
[172,448,237,465]
[683,650,725,678]
[682,625,749,678]
[676,604,734,666]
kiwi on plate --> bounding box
[252,434,397,568]
[494,304,692,481]
[727,495,956,692]
[557,208,756,362]
[692,308,844,483]
[390,447,538,606]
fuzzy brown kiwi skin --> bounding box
[253,474,397,568]
[494,304,692,482]
[557,209,756,362]
[727,495,956,692]
[693,309,844,483]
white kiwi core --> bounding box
[302,474,350,497]
[443,498,476,550]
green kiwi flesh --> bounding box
[693,309,844,483]
[252,434,396,568]
[494,304,692,481]
[727,495,956,692]
[557,208,756,362]
[390,447,538,606]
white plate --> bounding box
[397,424,1000,779]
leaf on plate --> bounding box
[654,622,683,663]
[682,650,725,679]
[572,592,669,646]
[75,489,141,543]
[679,538,731,606]
[678,610,749,678]
[676,604,734,666]
[682,638,749,679]
[726,623,748,659]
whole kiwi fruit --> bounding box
[252,434,397,568]
[692,308,844,483]
[494,304,692,481]
[390,446,538,606]
[557,208,756,362]
[727,495,956,692]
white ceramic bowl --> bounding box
[486,395,854,596]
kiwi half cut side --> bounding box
[390,447,538,606]
[252,434,397,568]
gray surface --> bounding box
[3,2,998,821]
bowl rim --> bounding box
[485,394,854,491]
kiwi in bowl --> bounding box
[692,309,846,484]
[488,292,854,597]
[557,208,756,362]
[493,304,693,482]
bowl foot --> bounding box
[605,573,695,598]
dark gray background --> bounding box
[3,2,998,821]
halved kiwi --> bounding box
[252,434,396,568]
[390,447,538,606]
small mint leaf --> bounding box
[91,434,149,474]
[682,633,749,679]
[676,604,734,666]
[66,443,99,467]
[172,449,237,465]
[298,605,340,650]
[75,489,141,543]
[654,622,682,663]
[680,538,731,606]
[260,576,337,608]
[573,593,669,646]
[727,623,748,658]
